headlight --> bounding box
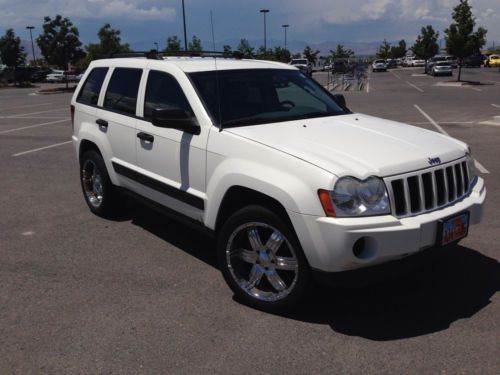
[465,148,476,182]
[318,176,391,217]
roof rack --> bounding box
[108,50,245,60]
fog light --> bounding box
[352,237,377,260]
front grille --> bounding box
[385,158,472,218]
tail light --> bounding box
[70,104,75,129]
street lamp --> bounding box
[26,26,36,65]
[182,0,188,51]
[282,24,289,51]
[259,9,270,52]
[154,42,159,51]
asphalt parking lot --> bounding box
[1,69,499,374]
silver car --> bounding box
[431,61,453,76]
[372,59,387,72]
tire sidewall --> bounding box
[217,205,310,311]
[79,150,116,217]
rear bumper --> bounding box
[289,177,485,273]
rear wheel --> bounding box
[80,150,120,217]
[217,205,310,311]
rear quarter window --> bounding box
[76,67,108,106]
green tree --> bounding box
[36,15,85,70]
[85,23,130,63]
[303,45,320,65]
[291,52,301,59]
[163,36,181,53]
[273,46,291,63]
[390,39,407,59]
[188,35,203,52]
[256,46,273,59]
[0,29,26,68]
[376,39,392,59]
[329,44,354,59]
[412,26,439,73]
[237,39,254,58]
[445,0,487,81]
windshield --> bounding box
[374,60,385,64]
[189,69,347,128]
[436,62,450,66]
[291,59,308,65]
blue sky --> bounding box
[1,0,499,52]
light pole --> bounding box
[282,24,289,51]
[182,0,188,51]
[26,26,36,65]
[154,42,159,51]
[259,9,269,52]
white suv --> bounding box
[71,54,485,311]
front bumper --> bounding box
[288,177,485,273]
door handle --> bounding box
[96,119,108,128]
[137,132,154,143]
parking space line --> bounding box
[466,86,482,92]
[0,118,69,134]
[491,104,500,109]
[12,140,72,157]
[393,73,401,79]
[0,116,67,120]
[0,102,53,112]
[0,107,67,119]
[406,81,424,92]
[414,104,490,174]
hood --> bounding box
[226,113,467,178]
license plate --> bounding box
[437,211,470,246]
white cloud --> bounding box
[0,0,176,25]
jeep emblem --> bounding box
[428,157,441,165]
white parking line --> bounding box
[467,86,482,92]
[414,104,490,174]
[491,104,500,109]
[12,140,72,157]
[0,118,69,134]
[406,81,424,92]
[393,73,401,79]
[0,102,53,112]
[0,107,67,119]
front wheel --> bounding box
[217,205,310,312]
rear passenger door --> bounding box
[134,69,208,221]
[96,67,143,190]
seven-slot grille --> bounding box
[385,158,472,218]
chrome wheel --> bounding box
[82,160,103,208]
[226,222,299,302]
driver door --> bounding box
[135,69,208,221]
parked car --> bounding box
[485,55,500,67]
[45,70,65,82]
[464,55,484,68]
[289,59,312,76]
[426,55,447,71]
[413,59,426,67]
[71,55,485,311]
[430,61,453,76]
[30,68,52,82]
[386,59,397,69]
[372,59,387,72]
[445,56,458,68]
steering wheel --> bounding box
[280,100,296,109]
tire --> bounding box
[79,150,120,218]
[217,205,310,312]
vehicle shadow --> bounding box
[117,199,499,341]
[278,245,500,341]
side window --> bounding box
[76,67,108,106]
[144,70,194,120]
[103,68,142,116]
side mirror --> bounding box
[332,94,347,108]
[151,108,200,135]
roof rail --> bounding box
[108,50,162,60]
[107,50,245,60]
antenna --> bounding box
[210,10,223,131]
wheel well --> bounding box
[79,140,101,161]
[215,186,293,233]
